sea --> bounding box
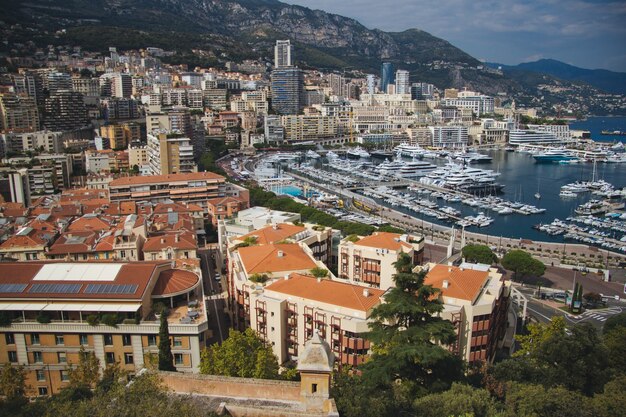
[570,116,626,143]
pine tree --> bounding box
[158,313,176,371]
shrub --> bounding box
[101,314,119,328]
[0,312,12,327]
[36,312,51,324]
[86,314,100,326]
[249,273,270,284]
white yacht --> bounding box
[396,160,437,178]
[346,146,371,159]
[394,143,426,158]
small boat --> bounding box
[534,192,541,199]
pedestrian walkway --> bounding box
[569,306,622,322]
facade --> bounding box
[264,115,285,143]
[108,172,249,211]
[0,94,40,133]
[206,196,250,226]
[146,132,196,175]
[422,263,512,364]
[100,123,141,150]
[43,90,87,131]
[429,125,469,149]
[281,115,338,142]
[380,62,395,94]
[0,261,209,396]
[111,73,132,98]
[2,131,64,154]
[337,232,424,290]
[395,70,410,95]
[508,129,562,145]
[271,68,304,115]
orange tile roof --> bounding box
[109,172,224,187]
[355,232,412,251]
[152,269,200,296]
[266,273,384,312]
[0,231,48,250]
[238,223,306,245]
[424,264,489,302]
[237,243,317,274]
[66,216,112,232]
[0,202,28,218]
[47,231,100,255]
[143,232,197,252]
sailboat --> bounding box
[535,178,541,199]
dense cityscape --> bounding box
[0,1,625,416]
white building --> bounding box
[395,70,410,95]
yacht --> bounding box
[559,190,577,198]
[306,150,321,159]
[454,152,493,164]
[346,146,371,159]
[394,143,426,158]
[533,148,578,163]
[396,160,437,178]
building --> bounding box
[206,196,250,226]
[43,91,87,131]
[111,73,132,98]
[380,62,395,94]
[395,70,410,95]
[281,115,338,142]
[1,131,64,154]
[0,94,40,133]
[337,232,424,290]
[72,77,100,97]
[274,40,293,68]
[366,74,376,95]
[128,144,148,171]
[264,115,285,143]
[422,263,512,364]
[429,125,469,149]
[102,98,139,121]
[5,169,31,206]
[85,151,110,174]
[0,261,209,396]
[100,123,141,150]
[46,72,72,95]
[143,231,198,261]
[271,68,304,115]
[146,131,196,175]
[508,129,562,145]
[107,172,249,211]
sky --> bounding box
[285,0,626,72]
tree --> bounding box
[603,324,626,374]
[504,383,595,417]
[514,316,565,357]
[501,250,546,280]
[158,313,176,371]
[68,347,100,388]
[603,311,626,335]
[0,363,26,402]
[362,253,462,394]
[462,244,498,264]
[199,328,279,379]
[331,369,397,417]
[592,375,626,417]
[413,383,501,417]
[309,267,329,279]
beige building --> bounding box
[337,232,424,290]
[146,131,197,175]
[100,123,141,150]
[281,115,338,142]
[128,144,148,170]
[0,261,209,397]
[422,262,512,365]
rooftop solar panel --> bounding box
[0,284,28,293]
[83,284,139,295]
[29,283,82,294]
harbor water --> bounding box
[570,116,626,143]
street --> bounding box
[198,248,230,345]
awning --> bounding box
[0,302,140,313]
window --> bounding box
[174,353,183,365]
[105,352,115,364]
[60,370,69,382]
[173,337,182,347]
[104,334,113,345]
[147,335,157,346]
[38,387,48,396]
[31,333,40,345]
[124,353,134,365]
[36,370,45,381]
[122,334,131,346]
[33,351,43,363]
[8,351,17,363]
[79,334,88,345]
[57,352,66,363]
[311,383,318,394]
[5,333,15,345]
[120,250,126,259]
[55,335,64,345]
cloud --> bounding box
[284,0,626,71]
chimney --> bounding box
[160,238,165,244]
[448,267,452,272]
[284,274,290,280]
[317,277,322,283]
[363,288,369,297]
[272,223,278,230]
[277,250,284,258]
[175,234,180,243]
[443,280,449,289]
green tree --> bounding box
[514,316,565,357]
[413,383,501,417]
[0,363,27,404]
[363,253,462,394]
[462,244,498,264]
[501,250,546,280]
[199,328,279,379]
[603,325,626,374]
[503,383,595,417]
[309,267,329,279]
[158,313,176,371]
[331,368,396,417]
[592,375,626,417]
[603,311,626,335]
[68,347,100,388]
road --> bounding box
[198,248,230,345]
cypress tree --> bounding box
[158,312,176,371]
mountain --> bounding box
[488,59,626,95]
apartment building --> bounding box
[422,262,511,364]
[0,261,209,396]
[337,232,424,290]
[0,93,40,133]
[206,196,250,226]
[281,115,338,142]
[107,172,249,211]
[100,123,141,150]
[146,131,196,175]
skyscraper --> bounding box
[395,70,410,94]
[271,68,304,115]
[43,90,87,131]
[366,74,376,95]
[381,62,395,94]
[274,40,293,68]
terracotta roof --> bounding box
[143,232,197,252]
[238,223,306,245]
[0,261,166,300]
[0,229,48,250]
[152,269,200,297]
[109,172,224,187]
[424,264,489,302]
[266,273,384,312]
[237,243,317,274]
[355,232,412,251]
[66,215,112,232]
[47,231,101,255]
[153,202,192,214]
[0,202,28,218]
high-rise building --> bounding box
[274,40,293,68]
[111,73,132,98]
[366,74,376,95]
[271,68,304,115]
[395,70,410,94]
[380,62,395,94]
[100,122,141,150]
[0,94,40,133]
[410,82,435,100]
[43,90,87,131]
[146,131,196,175]
[328,73,346,97]
[46,72,72,95]
[264,115,284,143]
